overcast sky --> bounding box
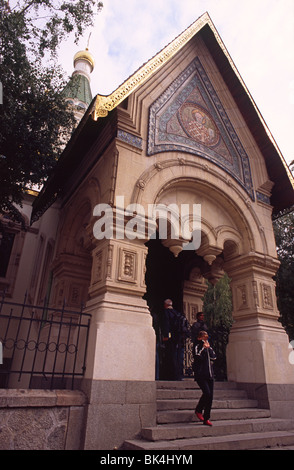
[59,0,294,166]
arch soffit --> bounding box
[155,180,251,255]
[130,158,268,255]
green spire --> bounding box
[62,48,95,118]
[63,73,92,107]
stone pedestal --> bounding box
[81,238,157,450]
[83,291,155,382]
[225,254,294,418]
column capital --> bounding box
[89,238,148,299]
[224,252,280,279]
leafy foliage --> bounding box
[273,208,294,340]
[202,274,233,380]
[0,0,103,221]
[273,161,294,340]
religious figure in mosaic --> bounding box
[178,103,220,147]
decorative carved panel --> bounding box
[93,250,103,284]
[117,248,137,283]
[106,244,114,280]
[261,283,273,309]
[69,284,84,307]
[252,280,259,307]
[236,284,249,310]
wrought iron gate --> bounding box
[184,338,194,377]
[0,292,91,389]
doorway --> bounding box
[144,236,233,380]
[144,235,202,379]
[144,235,203,312]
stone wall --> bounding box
[0,389,86,450]
[82,379,157,450]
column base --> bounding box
[227,316,294,385]
[237,382,294,419]
[84,291,156,381]
[81,378,156,450]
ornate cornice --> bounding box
[92,12,210,120]
[91,11,293,192]
[224,253,280,278]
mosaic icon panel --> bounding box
[148,58,254,200]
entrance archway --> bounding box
[144,235,206,379]
[132,159,294,392]
[140,169,252,382]
[144,231,234,381]
[144,235,206,313]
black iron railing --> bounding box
[184,338,194,377]
[0,292,91,389]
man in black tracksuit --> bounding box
[161,300,179,380]
[193,330,216,426]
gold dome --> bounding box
[74,48,95,72]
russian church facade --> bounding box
[1,13,294,449]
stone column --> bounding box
[225,253,294,418]
[182,267,208,324]
[81,237,156,450]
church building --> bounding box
[1,12,294,449]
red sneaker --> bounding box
[203,420,213,426]
[195,411,204,422]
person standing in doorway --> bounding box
[193,330,216,426]
[161,299,189,380]
[191,312,209,349]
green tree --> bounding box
[273,160,294,340]
[273,209,294,341]
[203,274,233,380]
[0,0,103,222]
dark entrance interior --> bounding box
[144,236,202,313]
[144,236,202,379]
[144,237,232,381]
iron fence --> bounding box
[0,291,91,390]
[184,338,194,377]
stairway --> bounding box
[123,380,294,450]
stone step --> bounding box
[157,388,248,400]
[123,430,294,451]
[257,445,294,450]
[122,380,294,451]
[156,380,237,390]
[157,398,258,411]
[157,407,271,424]
[141,418,294,442]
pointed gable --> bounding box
[89,12,293,212]
[31,12,294,223]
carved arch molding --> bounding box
[148,57,254,201]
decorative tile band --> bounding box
[117,129,143,150]
[256,191,271,205]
